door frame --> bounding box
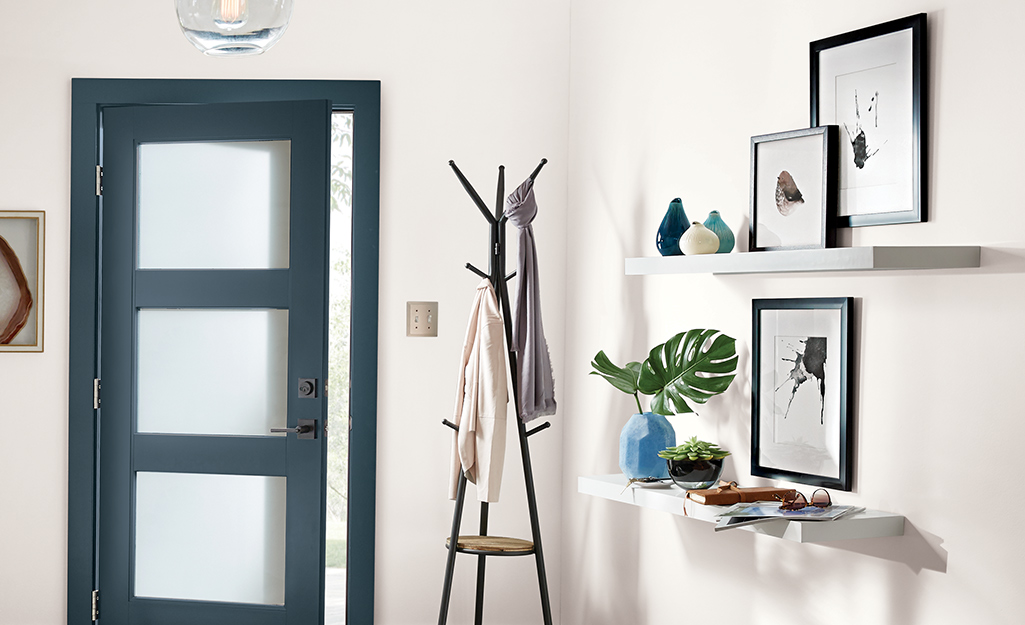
[68,79,380,625]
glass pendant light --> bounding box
[176,0,295,56]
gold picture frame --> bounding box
[0,211,44,352]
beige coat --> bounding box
[450,279,508,503]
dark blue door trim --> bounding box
[68,79,380,625]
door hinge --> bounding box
[95,166,103,197]
[91,589,99,621]
[93,378,101,410]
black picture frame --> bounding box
[811,13,927,228]
[751,297,853,491]
[749,126,837,252]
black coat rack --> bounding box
[438,158,553,625]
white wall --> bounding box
[0,2,569,624]
[562,1,1025,624]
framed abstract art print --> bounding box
[750,126,838,252]
[752,297,853,491]
[811,13,927,227]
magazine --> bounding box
[714,515,781,532]
[713,502,864,532]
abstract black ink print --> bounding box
[775,337,827,424]
[774,170,804,216]
[843,90,884,169]
[867,90,879,128]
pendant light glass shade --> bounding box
[176,0,295,56]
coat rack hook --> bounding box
[495,165,505,220]
[465,263,489,280]
[529,158,548,181]
[525,422,551,437]
[449,160,497,225]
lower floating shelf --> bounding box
[578,474,904,543]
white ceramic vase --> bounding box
[679,221,719,255]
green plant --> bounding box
[590,329,738,415]
[658,437,730,461]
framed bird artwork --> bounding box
[751,297,854,491]
[749,126,838,252]
[811,13,927,227]
[0,211,44,352]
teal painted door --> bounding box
[98,100,331,625]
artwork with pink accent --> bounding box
[0,211,44,352]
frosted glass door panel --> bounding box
[138,141,291,269]
[135,472,286,605]
[137,309,288,436]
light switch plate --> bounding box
[406,301,438,337]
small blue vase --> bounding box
[619,412,676,479]
[656,198,689,256]
[702,210,735,254]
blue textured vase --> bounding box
[702,210,735,254]
[655,198,689,256]
[619,412,676,479]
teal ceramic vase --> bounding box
[656,198,689,256]
[619,412,676,479]
[702,210,735,254]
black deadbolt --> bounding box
[298,378,317,398]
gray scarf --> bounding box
[505,177,557,422]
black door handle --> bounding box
[270,419,317,439]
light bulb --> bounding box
[176,0,294,56]
[213,0,249,31]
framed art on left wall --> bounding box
[0,211,44,352]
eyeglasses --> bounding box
[775,488,831,511]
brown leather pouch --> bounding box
[686,481,796,505]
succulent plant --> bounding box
[658,436,730,461]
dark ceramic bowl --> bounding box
[666,458,725,490]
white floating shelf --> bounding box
[578,474,905,543]
[625,246,981,276]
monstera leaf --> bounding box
[637,329,738,416]
[590,350,643,396]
